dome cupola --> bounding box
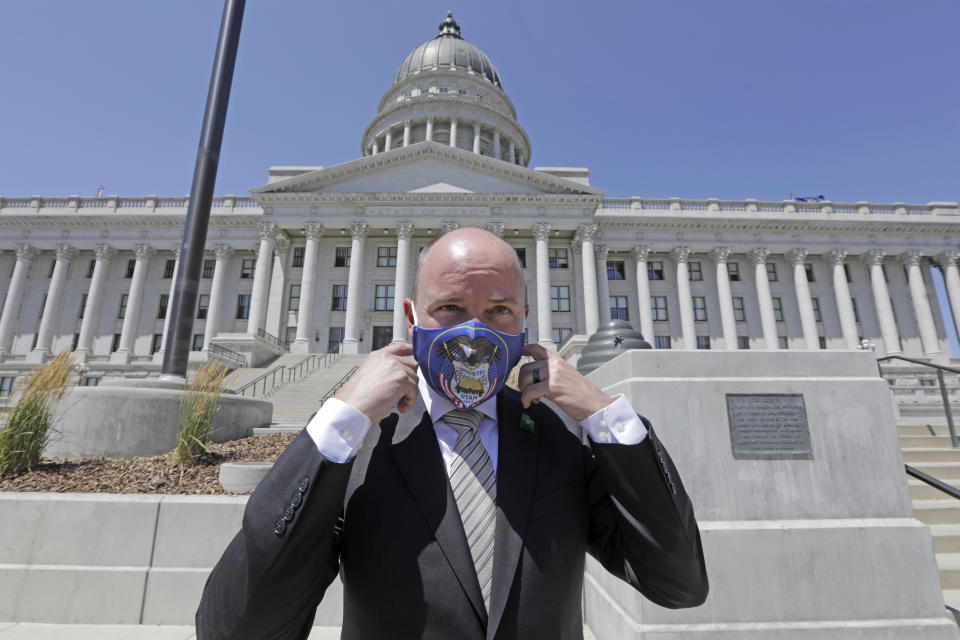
[393,12,502,89]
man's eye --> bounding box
[493,306,511,314]
[438,305,460,312]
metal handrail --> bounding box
[906,464,960,501]
[209,344,248,367]
[235,364,287,397]
[321,366,359,403]
[878,355,960,448]
[256,328,287,350]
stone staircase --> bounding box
[902,422,960,615]
[254,355,364,432]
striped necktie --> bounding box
[444,409,496,611]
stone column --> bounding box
[384,128,393,152]
[825,249,860,350]
[341,221,368,354]
[426,117,434,142]
[576,224,600,335]
[392,222,414,343]
[595,245,612,324]
[532,223,555,350]
[508,140,516,164]
[936,250,960,344]
[291,225,323,353]
[371,140,379,155]
[204,244,233,351]
[449,118,458,148]
[750,248,779,349]
[402,120,411,147]
[864,250,901,355]
[265,237,291,338]
[631,246,654,344]
[712,247,738,350]
[156,246,181,357]
[901,250,941,356]
[473,122,481,154]
[0,244,37,358]
[247,222,276,336]
[788,248,819,350]
[112,244,155,362]
[75,244,114,359]
[672,247,696,349]
[493,131,501,159]
[31,244,76,359]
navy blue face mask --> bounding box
[411,310,526,409]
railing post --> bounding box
[937,368,959,449]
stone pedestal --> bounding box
[583,349,956,639]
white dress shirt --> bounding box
[306,370,648,465]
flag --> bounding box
[793,195,825,203]
[96,185,104,198]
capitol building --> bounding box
[0,12,958,387]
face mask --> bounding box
[411,307,526,409]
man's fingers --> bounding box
[520,381,549,409]
[522,343,550,361]
[381,341,414,357]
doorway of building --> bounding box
[372,326,392,350]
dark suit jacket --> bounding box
[196,388,707,640]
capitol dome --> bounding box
[393,12,502,89]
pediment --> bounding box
[250,142,602,198]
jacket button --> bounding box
[290,492,303,508]
[274,519,287,536]
[299,477,310,493]
[283,505,296,522]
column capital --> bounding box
[273,237,291,255]
[396,221,415,240]
[748,247,770,265]
[93,243,116,260]
[670,246,691,263]
[631,245,652,262]
[485,222,505,238]
[571,241,582,255]
[787,248,809,265]
[594,245,610,261]
[899,249,923,268]
[531,223,551,242]
[170,244,182,260]
[862,249,885,267]
[54,243,76,261]
[710,247,732,264]
[440,221,459,234]
[133,243,156,260]
[15,243,37,261]
[935,250,960,267]
[303,222,324,240]
[575,223,598,243]
[350,221,369,239]
[213,244,234,260]
[257,221,277,240]
[824,249,848,267]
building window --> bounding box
[732,296,746,322]
[551,327,571,344]
[778,336,789,349]
[38,294,46,320]
[818,336,827,349]
[804,263,815,282]
[652,296,668,321]
[202,259,215,278]
[920,379,936,387]
[610,296,629,321]
[607,260,626,280]
[236,294,251,320]
[157,294,168,320]
[737,336,751,350]
[727,262,740,281]
[688,261,703,281]
[335,247,351,267]
[843,264,852,283]
[286,284,300,312]
[648,261,664,280]
[328,327,345,353]
[163,259,176,279]
[772,297,784,322]
[654,335,671,349]
[78,294,87,319]
[151,334,163,354]
[72,333,80,351]
[192,334,204,351]
[292,246,305,268]
[0,376,16,398]
[548,248,568,269]
[86,259,96,278]
[693,297,707,321]
[515,248,526,268]
[240,259,255,279]
[118,294,128,320]
[372,326,393,350]
[696,336,711,350]
[550,285,571,312]
[377,247,398,267]
[111,333,122,352]
[285,327,297,345]
[197,294,209,319]
[48,260,56,278]
[811,297,822,322]
[375,284,395,311]
[458,88,467,96]
[766,263,777,281]
[83,377,102,387]
[126,259,136,278]
[851,298,860,322]
[332,285,348,311]
[439,87,449,94]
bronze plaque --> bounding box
[726,394,813,460]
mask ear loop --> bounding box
[411,305,419,327]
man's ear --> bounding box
[404,299,415,333]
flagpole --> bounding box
[161,0,246,380]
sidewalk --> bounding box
[0,624,341,639]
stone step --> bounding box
[937,554,960,590]
[943,589,960,613]
[902,448,960,464]
[900,435,960,449]
[910,480,960,500]
[908,462,960,480]
[930,525,960,553]
[913,500,960,525]
[899,424,944,437]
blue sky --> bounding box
[1,1,957,203]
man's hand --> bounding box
[518,344,614,422]
[334,342,419,423]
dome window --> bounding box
[439,87,449,94]
[458,88,467,96]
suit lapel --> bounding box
[388,399,488,626]
[486,390,539,640]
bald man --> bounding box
[197,228,707,640]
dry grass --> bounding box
[0,351,74,476]
[175,361,228,467]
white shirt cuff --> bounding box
[305,397,373,463]
[580,395,648,445]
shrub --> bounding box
[175,360,228,467]
[0,351,73,476]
